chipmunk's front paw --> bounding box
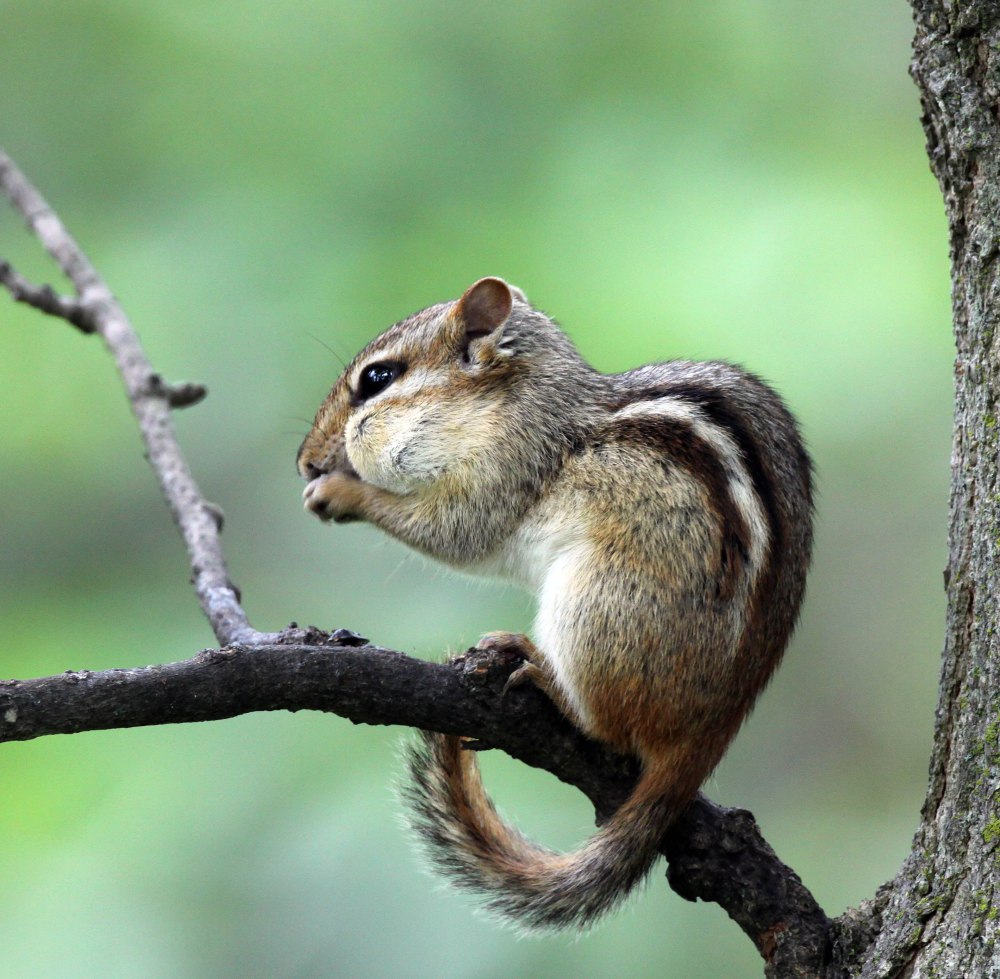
[303,471,366,524]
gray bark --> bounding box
[845,3,1000,976]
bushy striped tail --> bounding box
[403,730,695,931]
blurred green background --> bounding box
[0,2,950,977]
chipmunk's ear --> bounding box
[454,277,514,342]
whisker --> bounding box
[385,554,411,584]
[306,331,347,368]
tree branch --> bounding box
[0,632,840,976]
[0,148,255,646]
[0,259,94,331]
[0,146,848,979]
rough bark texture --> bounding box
[850,3,1000,976]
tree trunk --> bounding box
[852,4,1000,975]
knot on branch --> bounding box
[0,259,95,333]
[271,623,371,647]
[145,373,207,408]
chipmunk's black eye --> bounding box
[357,361,404,401]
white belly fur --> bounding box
[469,508,593,729]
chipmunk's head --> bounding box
[297,277,560,497]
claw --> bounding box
[502,661,545,698]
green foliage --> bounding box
[0,2,950,976]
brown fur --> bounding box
[299,278,813,929]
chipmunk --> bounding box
[297,277,813,930]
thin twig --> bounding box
[0,147,256,645]
[0,259,94,332]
